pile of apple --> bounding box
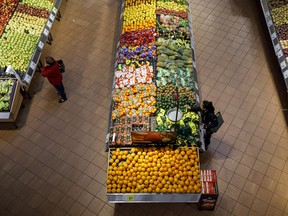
[21,0,53,10]
[0,0,19,37]
[0,1,53,74]
[269,1,288,61]
[107,147,201,193]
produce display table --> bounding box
[0,0,63,124]
[260,0,288,90]
[106,0,207,204]
[0,79,23,124]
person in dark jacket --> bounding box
[42,56,67,103]
[201,100,218,149]
[189,100,218,150]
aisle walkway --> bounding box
[0,0,287,215]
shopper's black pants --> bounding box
[204,131,212,149]
[54,83,67,100]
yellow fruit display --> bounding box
[122,1,156,33]
[107,147,201,193]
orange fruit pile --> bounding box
[107,146,201,193]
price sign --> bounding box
[38,41,44,50]
[43,28,49,36]
[274,43,280,52]
[117,41,120,48]
[265,10,270,18]
[52,7,57,14]
[267,20,273,27]
[271,32,277,40]
[280,61,287,70]
[195,82,198,90]
[127,195,134,201]
[47,20,52,28]
[283,69,288,78]
[49,14,55,21]
[120,12,123,19]
[105,134,109,143]
[277,49,283,58]
[30,62,36,70]
[23,74,32,84]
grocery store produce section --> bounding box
[0,0,62,122]
[260,0,288,89]
[106,0,209,203]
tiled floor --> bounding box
[0,0,287,215]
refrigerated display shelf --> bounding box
[260,0,288,90]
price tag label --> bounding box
[271,32,277,40]
[127,195,134,201]
[265,10,270,18]
[105,134,110,143]
[49,14,55,21]
[283,69,288,78]
[120,12,123,19]
[23,74,32,84]
[267,20,273,27]
[274,43,280,52]
[195,82,198,90]
[52,7,57,14]
[47,20,52,28]
[280,61,287,69]
[30,62,36,70]
[117,41,120,48]
[277,49,283,58]
[38,41,44,50]
[43,28,49,36]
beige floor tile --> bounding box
[238,191,255,208]
[233,202,250,216]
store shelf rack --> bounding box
[260,0,288,90]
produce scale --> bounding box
[105,0,219,204]
[0,0,62,124]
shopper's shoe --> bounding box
[59,98,67,103]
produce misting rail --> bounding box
[0,0,64,124]
[260,0,288,90]
[105,0,204,203]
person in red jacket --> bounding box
[42,56,67,103]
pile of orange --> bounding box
[107,146,201,193]
[112,83,157,119]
